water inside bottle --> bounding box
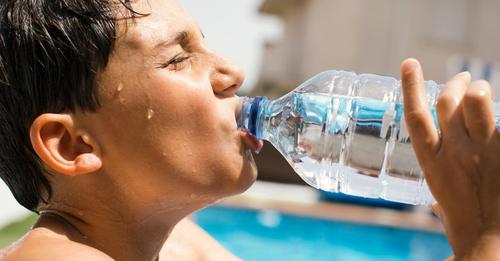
[264,91,434,204]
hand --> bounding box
[401,58,500,260]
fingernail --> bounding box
[456,71,471,79]
[402,58,419,74]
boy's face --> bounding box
[75,0,258,205]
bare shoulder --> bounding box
[160,218,240,261]
[0,229,113,261]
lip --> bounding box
[235,96,263,153]
[238,128,263,153]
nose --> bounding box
[210,53,245,97]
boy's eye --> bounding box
[158,55,191,70]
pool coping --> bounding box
[218,181,445,233]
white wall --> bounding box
[256,0,500,97]
[180,0,282,94]
[0,182,29,228]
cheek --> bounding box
[145,76,234,149]
[154,95,235,158]
[91,70,247,193]
[156,90,216,136]
[148,90,245,182]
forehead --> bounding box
[117,0,195,51]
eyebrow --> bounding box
[154,29,205,50]
[154,31,190,49]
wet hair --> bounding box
[0,0,143,212]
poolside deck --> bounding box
[219,181,444,233]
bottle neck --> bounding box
[237,96,268,140]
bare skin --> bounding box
[1,0,498,259]
[1,0,259,260]
[0,218,238,261]
[401,58,500,261]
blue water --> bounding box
[194,206,452,261]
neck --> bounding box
[36,193,198,261]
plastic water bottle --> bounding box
[238,70,500,205]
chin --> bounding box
[236,152,259,192]
[235,169,258,194]
[219,151,259,197]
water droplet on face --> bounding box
[147,109,155,120]
[117,83,124,92]
[114,83,125,100]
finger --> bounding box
[435,72,471,143]
[401,58,440,160]
[462,80,496,143]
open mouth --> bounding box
[235,95,264,153]
[235,97,263,153]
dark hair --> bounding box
[0,0,142,212]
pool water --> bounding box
[194,206,452,261]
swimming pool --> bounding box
[194,206,452,261]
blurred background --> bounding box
[2,0,500,259]
[251,0,500,186]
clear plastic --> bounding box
[238,70,500,205]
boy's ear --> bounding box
[30,113,102,176]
